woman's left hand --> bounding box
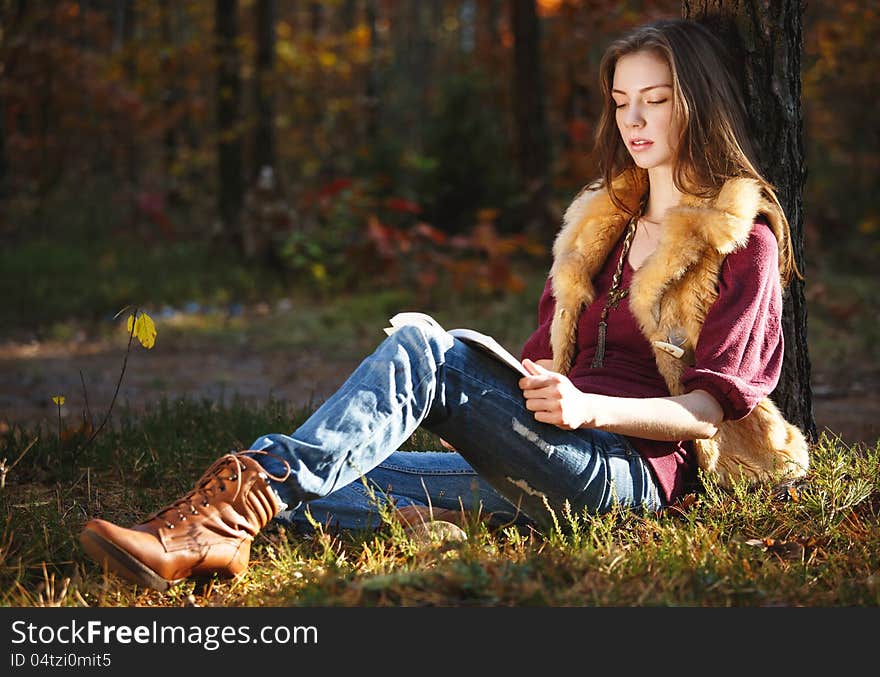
[519,358,592,430]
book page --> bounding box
[384,311,527,377]
[383,311,445,336]
[448,328,529,377]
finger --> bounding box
[523,384,560,400]
[533,410,558,426]
[535,410,571,430]
[523,388,559,409]
[521,358,541,376]
[523,358,552,375]
[524,398,547,412]
[519,374,556,391]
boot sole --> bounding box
[80,528,181,592]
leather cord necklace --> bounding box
[590,198,647,369]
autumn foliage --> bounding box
[0,0,875,298]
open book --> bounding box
[384,311,529,377]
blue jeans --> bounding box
[249,324,664,534]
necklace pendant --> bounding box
[591,320,608,369]
[607,288,629,309]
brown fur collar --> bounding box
[548,169,808,488]
[549,168,786,375]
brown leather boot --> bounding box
[394,505,469,545]
[80,451,290,591]
[394,505,468,528]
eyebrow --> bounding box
[611,84,672,95]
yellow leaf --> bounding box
[135,312,157,349]
[52,395,66,406]
[318,51,337,68]
[858,216,878,234]
[352,24,371,49]
[127,312,157,349]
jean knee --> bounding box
[388,323,453,359]
[392,323,437,345]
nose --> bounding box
[624,102,644,128]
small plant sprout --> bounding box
[0,436,38,489]
[53,395,65,453]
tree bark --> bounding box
[509,0,552,236]
[683,1,816,440]
[215,0,243,247]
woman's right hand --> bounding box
[520,358,592,431]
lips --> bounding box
[629,138,653,151]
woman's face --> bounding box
[612,50,680,172]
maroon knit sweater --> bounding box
[519,220,784,504]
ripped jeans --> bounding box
[250,324,664,534]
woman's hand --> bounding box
[518,360,724,441]
[519,358,593,431]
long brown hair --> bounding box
[593,19,798,282]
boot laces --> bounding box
[149,450,291,529]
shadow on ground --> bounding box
[1,322,877,447]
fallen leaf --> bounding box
[767,540,805,562]
[663,493,699,517]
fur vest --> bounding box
[550,169,809,488]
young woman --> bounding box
[80,18,807,592]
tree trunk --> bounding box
[683,1,816,440]
[0,26,7,206]
[364,0,381,144]
[475,0,502,70]
[0,85,5,205]
[392,2,432,159]
[340,0,357,30]
[215,0,243,248]
[253,0,276,178]
[509,0,552,236]
[309,2,323,36]
[115,0,142,233]
[0,1,28,220]
[158,0,181,212]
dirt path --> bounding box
[0,336,361,435]
[1,332,877,447]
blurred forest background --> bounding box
[0,0,877,442]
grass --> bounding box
[805,261,880,368]
[0,235,295,341]
[2,227,878,608]
[1,395,878,607]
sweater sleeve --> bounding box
[519,275,556,362]
[680,221,784,421]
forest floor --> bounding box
[1,303,877,448]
